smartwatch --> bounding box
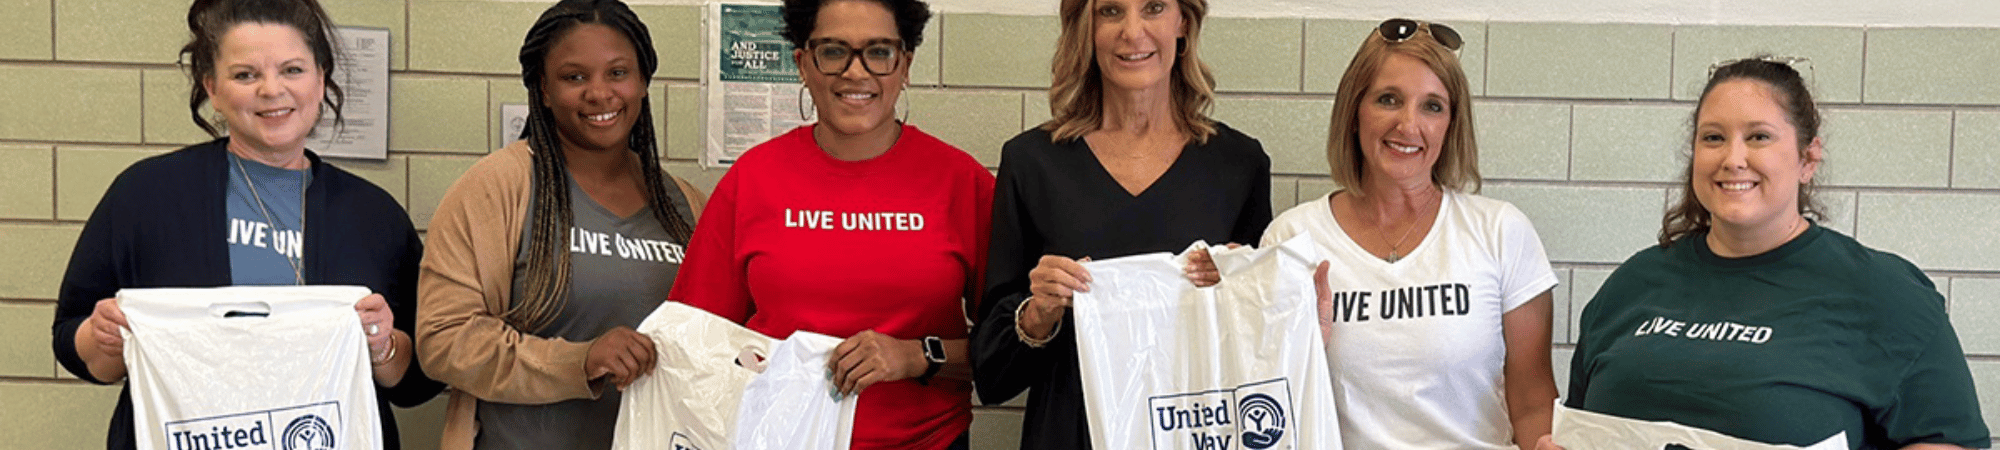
[917,335,946,385]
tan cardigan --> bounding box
[414,140,707,450]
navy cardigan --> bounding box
[50,139,444,450]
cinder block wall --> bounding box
[3,1,1997,448]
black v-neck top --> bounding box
[971,123,1272,449]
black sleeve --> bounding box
[380,222,445,407]
[1232,139,1273,245]
[971,143,1054,405]
[52,180,129,385]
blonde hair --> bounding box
[1325,25,1479,197]
[1041,0,1217,143]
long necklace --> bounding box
[233,153,307,285]
[1377,189,1440,263]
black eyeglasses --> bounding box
[807,38,904,76]
[1377,18,1461,51]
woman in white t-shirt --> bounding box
[1260,18,1559,449]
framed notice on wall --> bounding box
[308,26,391,160]
[702,2,807,167]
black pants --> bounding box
[948,431,971,450]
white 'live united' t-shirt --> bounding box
[1260,190,1558,449]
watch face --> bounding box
[924,336,947,363]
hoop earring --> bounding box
[796,84,815,122]
[898,81,911,123]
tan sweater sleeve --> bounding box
[416,142,596,404]
[671,175,708,219]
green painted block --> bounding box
[1954,111,2000,188]
[1487,22,1671,99]
[55,0,181,63]
[408,1,542,74]
[940,14,1056,89]
[407,154,483,230]
[55,146,171,221]
[1949,278,2000,355]
[0,225,81,299]
[1820,109,1951,188]
[1570,103,1685,182]
[1856,192,2000,271]
[389,76,489,154]
[326,155,408,208]
[908,89,1023,167]
[0,67,141,143]
[0,382,124,448]
[0,145,54,220]
[1212,96,1332,176]
[632,4,702,81]
[0,303,56,378]
[1482,183,1664,264]
[1671,26,1863,103]
[1205,18,1302,93]
[666,84,701,161]
[1475,102,1569,181]
[143,69,216,146]
[1866,28,2000,105]
[911,18,942,86]
[1269,177,1299,212]
[0,0,52,59]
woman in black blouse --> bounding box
[968,0,1271,447]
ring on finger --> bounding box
[367,324,380,335]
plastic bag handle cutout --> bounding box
[207,301,273,318]
[735,346,769,373]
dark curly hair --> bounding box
[781,0,932,51]
[180,0,344,138]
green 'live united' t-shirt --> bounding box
[1566,224,1987,449]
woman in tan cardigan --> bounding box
[414,0,706,448]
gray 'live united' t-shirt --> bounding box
[475,173,692,450]
[224,151,311,285]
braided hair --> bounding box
[509,0,695,331]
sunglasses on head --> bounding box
[1377,18,1462,51]
[1707,55,1816,87]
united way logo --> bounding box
[280,415,335,450]
[1236,393,1286,449]
[1148,378,1295,449]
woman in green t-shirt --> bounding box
[1553,57,1987,449]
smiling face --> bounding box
[796,0,907,138]
[1690,79,1821,235]
[1090,0,1183,94]
[204,22,324,155]
[1354,52,1451,187]
[542,23,647,155]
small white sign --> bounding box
[307,26,392,160]
[500,103,531,148]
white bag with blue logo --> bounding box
[121,285,381,450]
[1073,236,1342,450]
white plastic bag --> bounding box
[121,285,381,450]
[1073,236,1342,450]
[1553,400,1847,450]
[731,331,855,450]
[613,302,772,450]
